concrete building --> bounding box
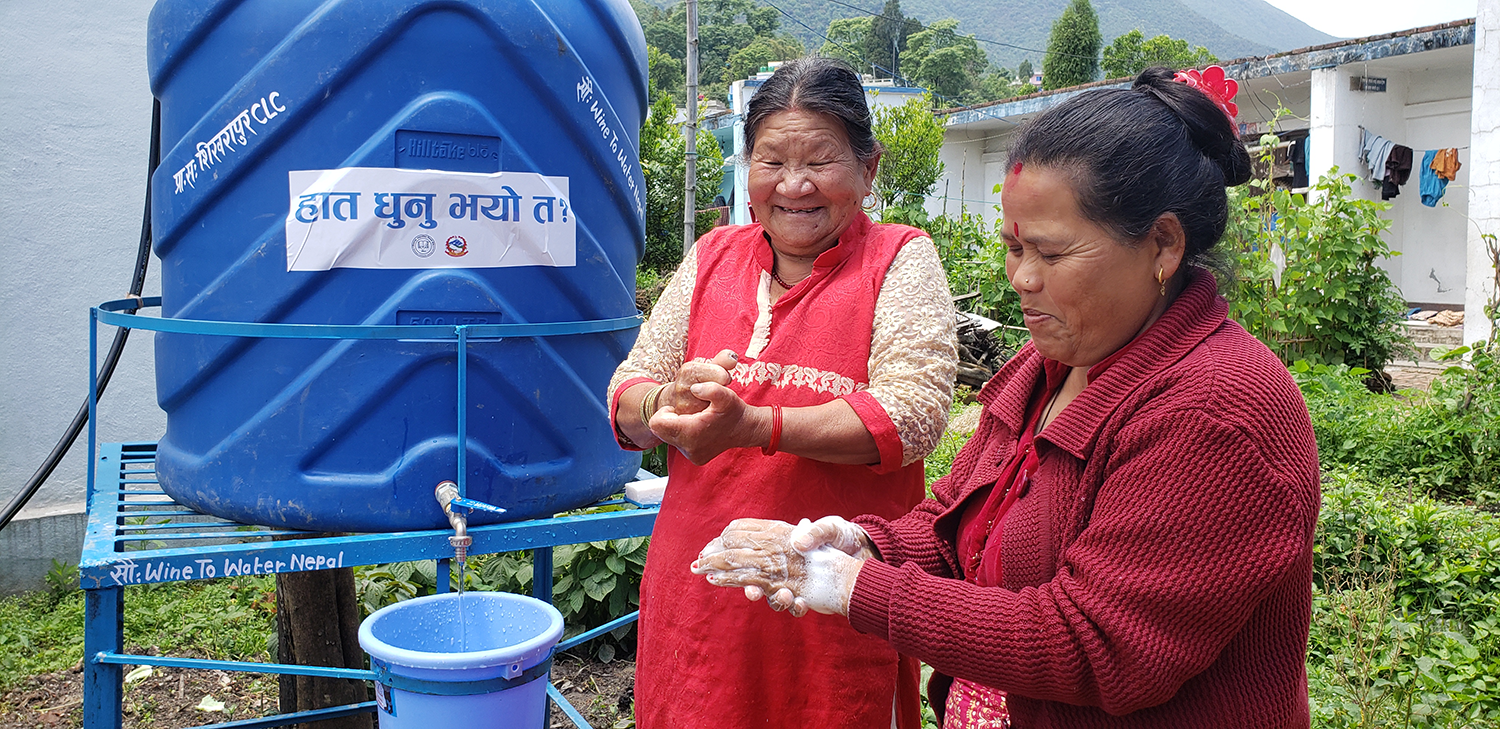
[933,18,1496,347]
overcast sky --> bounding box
[1261,0,1478,39]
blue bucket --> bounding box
[358,592,564,727]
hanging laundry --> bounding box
[1359,127,1396,184]
[1430,148,1461,181]
[1381,145,1413,201]
[1289,135,1309,189]
[1420,150,1450,207]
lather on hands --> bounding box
[691,516,874,617]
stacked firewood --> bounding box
[955,314,1014,390]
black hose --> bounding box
[0,98,161,532]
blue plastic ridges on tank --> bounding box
[147,0,648,531]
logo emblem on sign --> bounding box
[445,235,468,257]
[411,234,435,258]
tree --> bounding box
[821,17,874,74]
[904,20,987,102]
[872,94,945,209]
[637,0,805,100]
[865,0,920,82]
[1017,58,1034,85]
[640,95,727,273]
[724,35,804,86]
[1042,0,1101,90]
[1101,29,1217,79]
[647,45,684,102]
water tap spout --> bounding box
[434,481,472,562]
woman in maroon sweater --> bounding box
[693,66,1321,728]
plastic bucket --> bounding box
[358,592,564,727]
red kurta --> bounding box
[625,214,930,728]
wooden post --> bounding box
[275,567,372,729]
[683,0,699,254]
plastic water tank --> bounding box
[146,0,647,532]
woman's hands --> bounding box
[649,350,771,465]
[692,516,873,617]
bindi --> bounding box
[1012,221,1021,239]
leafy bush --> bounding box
[881,202,1026,350]
[1310,470,1500,726]
[1225,136,1412,371]
[1291,345,1500,505]
[872,93,945,209]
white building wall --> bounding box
[1402,65,1473,306]
[1468,0,1500,344]
[0,0,162,591]
[928,135,993,219]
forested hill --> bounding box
[722,0,1336,69]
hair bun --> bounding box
[1133,67,1252,187]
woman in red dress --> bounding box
[608,57,958,728]
[695,67,1322,729]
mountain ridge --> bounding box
[757,0,1337,70]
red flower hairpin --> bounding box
[1174,65,1239,123]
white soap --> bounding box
[625,476,668,505]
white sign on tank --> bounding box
[284,167,576,270]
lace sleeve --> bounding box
[607,244,699,404]
[867,238,958,466]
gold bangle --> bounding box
[639,384,666,429]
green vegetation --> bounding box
[634,0,804,101]
[1042,0,1101,90]
[1310,470,1500,726]
[871,94,945,208]
[0,576,276,690]
[640,94,726,274]
[1293,347,1500,507]
[1227,129,1413,373]
[1100,29,1216,79]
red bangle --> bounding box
[762,404,782,456]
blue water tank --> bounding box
[147,0,647,532]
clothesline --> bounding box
[1357,126,1461,206]
[1356,125,1469,150]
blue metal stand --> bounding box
[80,298,654,728]
[80,442,657,728]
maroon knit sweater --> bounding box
[850,271,1320,728]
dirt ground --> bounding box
[0,647,634,729]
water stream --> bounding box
[455,557,469,651]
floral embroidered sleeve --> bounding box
[605,244,698,443]
[861,238,958,467]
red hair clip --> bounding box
[1174,65,1239,123]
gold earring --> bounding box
[1157,267,1166,297]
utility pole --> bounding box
[683,0,699,253]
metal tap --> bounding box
[434,481,472,563]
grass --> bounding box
[0,575,276,691]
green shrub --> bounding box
[1310,470,1500,726]
[1226,131,1412,372]
[881,202,1028,352]
[1291,346,1500,505]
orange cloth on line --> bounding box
[1431,148,1462,181]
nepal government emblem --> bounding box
[445,235,468,257]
